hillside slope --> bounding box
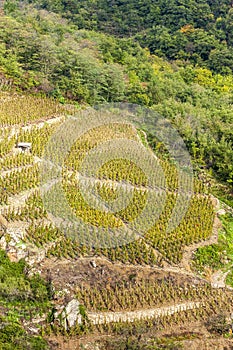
[0,1,233,349]
[0,5,233,186]
[24,0,233,72]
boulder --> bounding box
[57,299,82,330]
[217,209,226,216]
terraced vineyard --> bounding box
[1,0,233,347]
[0,91,232,349]
[0,100,214,265]
[0,93,68,126]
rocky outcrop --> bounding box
[55,299,82,330]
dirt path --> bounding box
[21,300,202,330]
[0,115,65,141]
[19,115,65,132]
[0,162,39,178]
[88,301,201,324]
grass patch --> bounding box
[0,249,51,349]
[193,213,233,273]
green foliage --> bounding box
[0,250,50,349]
[226,269,233,287]
[25,0,233,69]
[193,244,225,270]
[0,319,49,350]
[194,213,233,272]
[0,250,50,303]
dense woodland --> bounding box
[26,0,233,72]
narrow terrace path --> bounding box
[88,301,201,324]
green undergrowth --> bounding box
[0,249,51,349]
[0,318,49,350]
[211,184,233,208]
[193,213,233,276]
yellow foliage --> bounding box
[193,67,233,92]
[194,67,214,87]
[180,24,195,34]
[152,55,173,74]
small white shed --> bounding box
[16,142,32,152]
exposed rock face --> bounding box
[0,223,28,262]
[0,235,7,250]
[0,221,54,265]
[217,209,226,216]
[55,299,82,330]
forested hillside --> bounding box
[24,0,233,73]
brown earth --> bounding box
[45,321,233,350]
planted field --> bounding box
[0,93,68,126]
[0,97,215,267]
